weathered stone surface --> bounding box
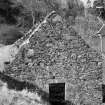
[4,13,102,105]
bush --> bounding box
[0,26,24,45]
[0,0,24,25]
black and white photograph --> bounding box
[0,0,104,105]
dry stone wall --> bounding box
[4,14,102,105]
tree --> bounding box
[92,0,105,20]
[0,0,24,25]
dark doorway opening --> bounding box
[49,83,65,105]
[102,84,105,103]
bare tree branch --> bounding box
[30,0,35,26]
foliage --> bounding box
[0,25,24,45]
[0,82,46,105]
[0,0,85,31]
[0,0,24,25]
[90,0,105,20]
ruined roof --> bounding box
[3,13,102,104]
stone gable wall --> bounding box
[4,15,102,105]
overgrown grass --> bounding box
[0,81,48,105]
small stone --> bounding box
[27,49,34,57]
[71,53,77,60]
[52,15,62,22]
[98,62,102,67]
[40,62,45,68]
[4,61,10,65]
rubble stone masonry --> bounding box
[4,14,103,105]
